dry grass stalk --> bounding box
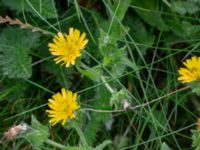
[0,16,49,34]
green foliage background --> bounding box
[0,0,200,149]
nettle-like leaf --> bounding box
[0,28,40,79]
[2,0,57,18]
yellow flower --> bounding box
[46,88,80,126]
[48,28,88,67]
[178,56,200,83]
[197,118,200,130]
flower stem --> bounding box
[45,139,67,149]
[101,76,114,93]
[72,122,88,147]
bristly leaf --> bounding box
[2,0,57,18]
[0,28,40,79]
[25,115,49,149]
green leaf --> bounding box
[103,46,127,76]
[1,0,24,13]
[181,21,200,37]
[98,28,117,55]
[190,81,200,95]
[72,122,89,148]
[166,18,200,38]
[25,115,49,149]
[66,147,93,150]
[106,0,130,21]
[113,135,129,149]
[131,0,168,30]
[121,57,140,74]
[42,61,72,87]
[110,89,131,109]
[2,0,57,18]
[84,117,100,146]
[84,86,111,145]
[171,1,199,15]
[77,65,102,82]
[26,0,57,18]
[192,130,200,150]
[124,16,154,55]
[94,140,112,150]
[160,142,172,150]
[0,28,40,79]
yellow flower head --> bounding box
[197,118,200,130]
[46,88,80,126]
[178,56,200,83]
[48,28,88,67]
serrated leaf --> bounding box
[0,28,40,79]
[25,115,49,149]
[131,0,168,30]
[103,46,127,76]
[98,28,117,55]
[171,1,199,15]
[2,0,57,18]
